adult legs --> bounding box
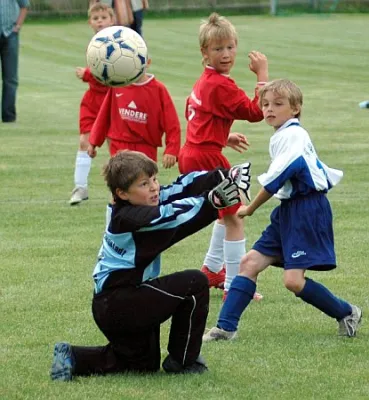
[1,32,19,122]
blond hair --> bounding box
[88,2,115,19]
[258,79,303,119]
[199,13,238,49]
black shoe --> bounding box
[162,354,208,374]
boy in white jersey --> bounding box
[203,79,362,341]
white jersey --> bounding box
[258,118,343,200]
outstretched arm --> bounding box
[237,187,273,218]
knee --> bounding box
[283,275,305,294]
[192,269,210,289]
[238,253,260,279]
[79,134,89,151]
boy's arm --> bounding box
[89,89,112,148]
[237,187,273,218]
[159,169,228,205]
[212,80,263,122]
[111,176,239,237]
[161,86,181,160]
[81,68,94,83]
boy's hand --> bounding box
[237,205,254,218]
[227,133,250,153]
[87,144,97,158]
[208,177,240,209]
[229,162,251,202]
[162,154,176,169]
[248,51,268,81]
[76,67,86,80]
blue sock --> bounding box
[217,275,256,332]
[297,278,352,320]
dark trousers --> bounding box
[71,269,209,376]
[0,32,19,122]
[130,9,144,36]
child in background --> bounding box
[50,150,251,380]
[179,12,268,300]
[87,60,180,169]
[203,79,362,341]
[69,3,114,206]
[87,62,180,227]
[124,0,149,36]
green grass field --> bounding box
[1,13,369,400]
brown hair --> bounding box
[258,79,303,119]
[199,12,238,50]
[88,2,115,19]
[103,151,158,197]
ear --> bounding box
[116,188,129,201]
[200,47,208,59]
[293,105,301,117]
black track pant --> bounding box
[71,269,209,376]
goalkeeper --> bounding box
[51,150,250,381]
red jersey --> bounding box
[79,68,109,133]
[90,74,181,157]
[82,68,109,94]
[184,66,263,148]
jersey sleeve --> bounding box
[258,132,303,194]
[89,89,112,147]
[159,168,227,204]
[110,194,216,234]
[160,85,181,157]
[82,68,94,83]
[211,80,263,122]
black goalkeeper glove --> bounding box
[229,162,251,202]
[208,177,241,209]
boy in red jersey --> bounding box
[69,3,114,206]
[178,13,268,301]
[87,60,180,169]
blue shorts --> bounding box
[253,192,336,271]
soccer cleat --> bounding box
[202,326,237,342]
[201,265,225,289]
[69,186,88,206]
[338,305,362,337]
[162,354,208,374]
[222,290,263,302]
[50,342,74,381]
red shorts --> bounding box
[109,140,158,161]
[79,91,106,134]
[178,143,240,217]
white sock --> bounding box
[203,221,226,273]
[106,204,112,229]
[74,151,91,188]
[224,239,246,291]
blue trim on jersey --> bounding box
[264,155,323,197]
[159,171,208,204]
[141,197,205,231]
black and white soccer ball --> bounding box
[86,26,148,87]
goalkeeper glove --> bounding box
[229,162,251,202]
[208,177,240,209]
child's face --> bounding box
[117,173,160,206]
[201,38,237,75]
[261,91,300,130]
[89,10,114,33]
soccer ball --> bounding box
[86,26,148,87]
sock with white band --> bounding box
[203,221,226,273]
[224,239,245,291]
[74,151,91,188]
